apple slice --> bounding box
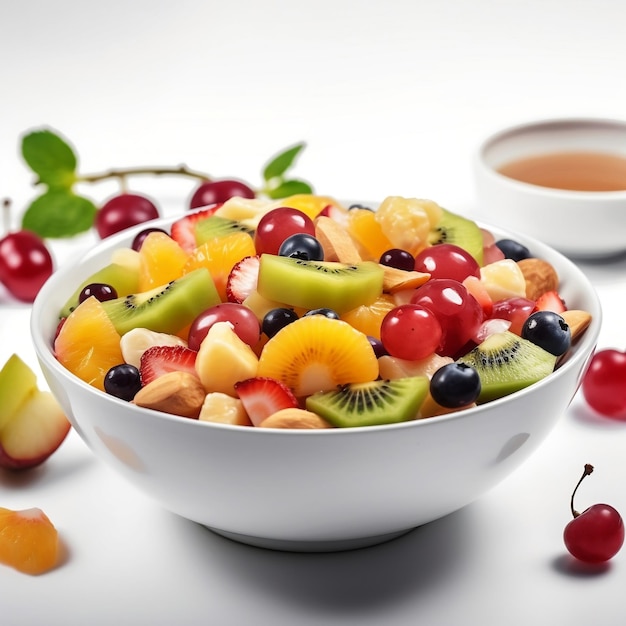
[0,354,71,470]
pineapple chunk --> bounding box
[479,259,527,302]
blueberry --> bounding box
[495,238,532,262]
[278,233,324,261]
[303,308,340,319]
[262,307,299,338]
[104,364,142,401]
[521,310,571,356]
[430,362,481,408]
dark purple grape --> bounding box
[430,362,481,408]
[379,248,415,271]
[131,227,169,251]
[78,282,118,304]
[104,364,142,401]
[522,310,571,356]
[278,233,324,261]
[495,238,531,262]
[262,308,299,338]
[367,336,388,358]
[189,179,255,210]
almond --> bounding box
[258,408,333,429]
[516,258,560,301]
[314,216,362,263]
[133,371,206,419]
[561,309,592,341]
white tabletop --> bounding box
[2,2,626,624]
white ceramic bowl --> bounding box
[473,117,626,258]
[31,215,601,552]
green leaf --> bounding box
[262,143,306,182]
[265,178,313,200]
[21,129,78,189]
[21,189,97,238]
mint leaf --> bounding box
[263,143,306,182]
[21,129,78,189]
[266,178,313,199]
[22,189,97,238]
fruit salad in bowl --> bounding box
[31,194,600,551]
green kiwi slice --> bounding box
[101,268,220,335]
[429,209,484,265]
[456,331,557,403]
[60,261,141,318]
[306,376,430,427]
[257,255,384,314]
[195,216,254,246]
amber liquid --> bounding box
[497,151,626,192]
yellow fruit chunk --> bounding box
[257,316,379,397]
[347,208,394,261]
[480,259,527,302]
[378,353,453,380]
[214,197,280,227]
[138,232,189,291]
[242,291,306,322]
[183,232,256,301]
[0,354,37,432]
[341,294,396,339]
[195,322,259,396]
[375,196,443,255]
[281,194,345,220]
[199,392,252,426]
[0,507,59,575]
[54,296,124,391]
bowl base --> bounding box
[205,525,415,552]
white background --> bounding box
[2,1,626,624]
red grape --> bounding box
[582,349,626,418]
[380,304,443,360]
[254,208,316,255]
[414,243,480,282]
[410,279,483,357]
[188,303,261,351]
[189,179,255,209]
[490,297,536,335]
[95,193,160,239]
[0,230,53,302]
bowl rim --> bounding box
[475,116,626,199]
[30,209,602,436]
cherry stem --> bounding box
[2,198,11,236]
[76,164,212,185]
[570,463,594,518]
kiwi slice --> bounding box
[101,268,220,335]
[428,209,484,265]
[456,331,557,403]
[60,262,140,318]
[257,255,384,314]
[195,216,254,246]
[306,377,430,427]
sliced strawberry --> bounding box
[535,290,566,314]
[234,376,299,426]
[226,255,260,303]
[170,205,222,252]
[139,345,198,386]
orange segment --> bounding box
[341,293,396,339]
[182,231,256,301]
[347,208,395,261]
[138,232,189,291]
[0,507,59,575]
[54,296,124,391]
[280,194,345,220]
[257,316,379,397]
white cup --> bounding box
[473,117,626,258]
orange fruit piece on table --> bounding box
[0,507,59,575]
[54,296,124,391]
[182,231,256,302]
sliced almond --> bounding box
[259,408,333,429]
[561,309,592,341]
[133,371,206,419]
[517,258,560,301]
[381,265,430,293]
[314,216,362,263]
